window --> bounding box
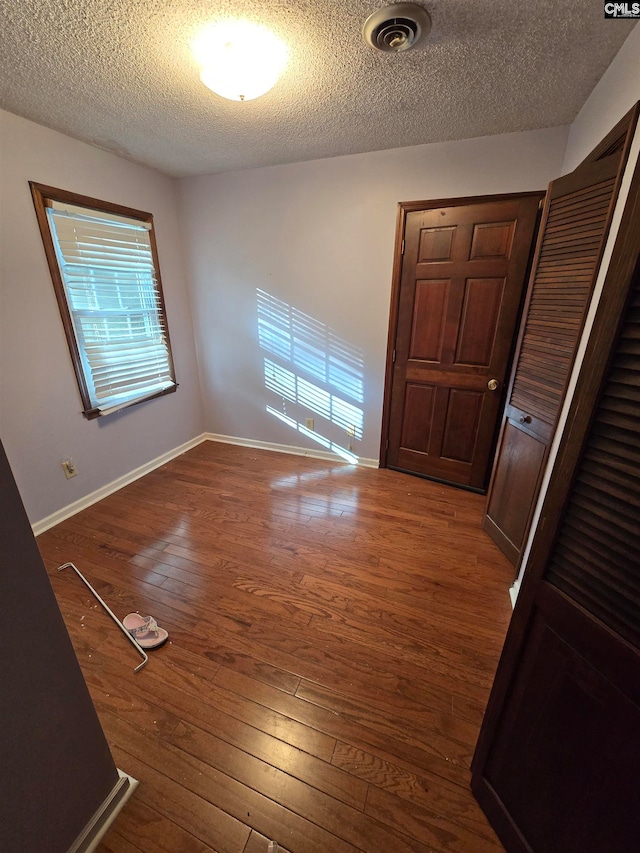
[30,183,176,418]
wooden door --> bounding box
[471,147,640,852]
[484,108,638,563]
[0,438,125,852]
[382,194,542,490]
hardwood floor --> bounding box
[37,441,514,853]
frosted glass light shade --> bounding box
[193,20,288,102]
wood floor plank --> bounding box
[38,442,511,853]
[101,798,219,853]
[168,720,433,853]
[330,742,496,840]
[109,745,250,853]
[243,830,292,853]
[171,671,335,763]
[301,570,510,635]
[295,680,472,784]
[213,666,472,786]
[97,832,144,853]
[243,617,484,744]
[149,647,337,762]
[365,785,502,851]
[307,609,496,698]
[86,650,363,809]
[109,717,360,853]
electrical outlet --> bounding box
[61,458,77,479]
[305,418,315,431]
[347,424,356,437]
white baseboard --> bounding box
[32,434,207,536]
[205,432,379,469]
[32,432,379,536]
[509,578,521,609]
[68,769,138,853]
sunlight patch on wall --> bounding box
[257,289,365,461]
[257,289,364,402]
[264,358,363,439]
[266,406,358,464]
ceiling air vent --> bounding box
[363,3,431,53]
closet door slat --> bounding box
[547,274,640,648]
[510,173,617,421]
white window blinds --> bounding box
[45,200,175,415]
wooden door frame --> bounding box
[471,133,640,847]
[379,192,544,468]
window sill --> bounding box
[83,384,177,419]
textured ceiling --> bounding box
[0,1,635,177]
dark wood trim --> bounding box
[379,202,407,467]
[30,182,157,225]
[146,217,177,394]
[29,182,177,419]
[82,384,178,421]
[387,465,486,494]
[30,182,94,410]
[396,191,545,215]
[472,133,640,778]
[379,191,544,469]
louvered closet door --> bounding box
[483,153,624,564]
[472,254,640,853]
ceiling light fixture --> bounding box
[193,20,288,102]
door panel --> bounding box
[484,419,547,562]
[484,153,627,560]
[470,220,515,259]
[409,280,449,360]
[456,278,505,365]
[441,389,484,462]
[400,383,436,451]
[419,225,455,261]
[385,193,543,490]
[479,586,640,853]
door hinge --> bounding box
[401,239,405,254]
[392,349,396,363]
[538,197,545,210]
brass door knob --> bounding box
[487,379,499,391]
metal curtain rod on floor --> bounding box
[57,561,148,672]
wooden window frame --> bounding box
[30,183,177,419]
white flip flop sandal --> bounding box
[122,613,169,649]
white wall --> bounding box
[562,23,640,173]
[178,126,568,462]
[0,110,204,524]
